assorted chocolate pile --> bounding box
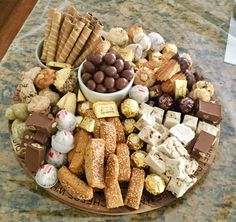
[6,4,222,211]
[82,52,134,93]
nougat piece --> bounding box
[138,125,162,145]
[196,121,219,137]
[124,168,145,209]
[139,102,154,116]
[151,107,165,124]
[116,143,131,181]
[84,138,105,189]
[58,166,93,200]
[100,122,117,157]
[164,111,181,128]
[135,113,155,131]
[182,115,198,131]
[106,117,126,143]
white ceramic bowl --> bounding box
[77,61,134,103]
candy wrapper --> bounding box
[45,148,67,168]
[129,85,149,104]
[56,109,76,132]
[51,130,74,153]
[35,164,58,188]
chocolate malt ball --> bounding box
[83,61,96,73]
[114,59,124,72]
[87,80,96,90]
[96,84,107,93]
[93,71,105,84]
[158,94,174,110]
[104,52,116,65]
[81,73,92,83]
[123,61,133,70]
[178,97,195,113]
[116,77,128,89]
[121,70,134,81]
[88,53,103,65]
[104,66,117,77]
[104,77,115,89]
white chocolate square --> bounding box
[197,121,219,136]
[170,123,195,146]
[166,176,197,198]
[151,107,165,124]
[164,111,181,128]
[182,115,198,131]
[139,103,154,116]
[135,113,155,131]
[138,126,162,145]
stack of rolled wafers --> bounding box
[41,5,107,68]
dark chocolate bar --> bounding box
[23,130,49,145]
[26,112,57,135]
[196,100,222,125]
[25,142,46,172]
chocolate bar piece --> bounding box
[25,142,46,172]
[196,101,222,125]
[192,131,216,153]
[26,112,57,135]
[23,130,49,145]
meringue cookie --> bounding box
[133,32,151,51]
[148,32,165,52]
[106,27,129,46]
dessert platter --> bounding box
[6,5,222,215]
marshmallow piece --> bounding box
[196,121,219,136]
[139,103,154,116]
[138,125,162,145]
[158,136,188,159]
[151,107,165,124]
[170,124,195,146]
[135,113,155,131]
[182,115,198,131]
[164,111,181,128]
[166,176,197,198]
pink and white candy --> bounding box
[45,148,67,168]
[56,109,76,132]
[129,85,149,103]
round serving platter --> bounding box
[9,122,220,215]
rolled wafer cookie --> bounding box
[57,21,85,63]
[66,5,78,17]
[41,8,56,61]
[116,143,131,181]
[58,166,93,200]
[74,22,103,66]
[56,15,73,60]
[94,36,111,54]
[124,168,145,209]
[46,10,62,63]
[105,154,119,187]
[66,24,93,65]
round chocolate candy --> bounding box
[104,66,117,77]
[96,84,107,93]
[116,77,128,89]
[178,96,195,113]
[99,63,107,72]
[104,52,116,65]
[83,61,96,73]
[93,71,105,84]
[116,54,124,61]
[114,74,120,80]
[121,70,134,81]
[81,73,92,83]
[114,59,124,72]
[88,53,103,65]
[87,79,96,90]
[35,164,58,188]
[185,70,196,90]
[123,61,132,70]
[158,94,174,110]
[104,77,115,89]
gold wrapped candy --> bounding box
[127,133,144,151]
[121,99,139,118]
[145,174,166,195]
[131,150,148,168]
[123,118,137,135]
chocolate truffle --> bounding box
[83,61,96,73]
[158,94,174,110]
[149,84,162,98]
[178,97,195,113]
[185,71,196,90]
[178,57,190,73]
[104,52,116,65]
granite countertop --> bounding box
[0,0,236,221]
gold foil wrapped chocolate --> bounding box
[77,101,93,115]
[123,118,137,135]
[131,150,148,168]
[127,133,144,151]
[145,174,166,195]
[121,99,139,118]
